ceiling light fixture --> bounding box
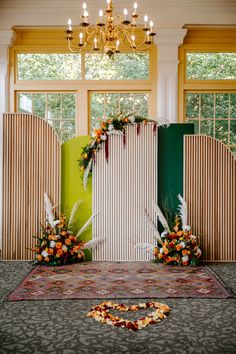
[65,0,156,57]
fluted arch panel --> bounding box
[184,135,236,261]
[2,113,61,260]
[93,124,157,261]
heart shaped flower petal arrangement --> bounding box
[86,301,171,331]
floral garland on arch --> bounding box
[79,115,168,190]
[86,301,171,331]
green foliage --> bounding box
[85,53,149,80]
[18,53,81,80]
[90,92,148,131]
[187,52,236,80]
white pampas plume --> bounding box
[76,211,99,238]
[144,210,163,244]
[177,194,188,227]
[135,243,156,254]
[152,202,170,232]
[83,158,93,191]
[82,237,105,250]
[67,200,82,229]
[44,193,60,228]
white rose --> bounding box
[180,241,186,248]
[62,245,68,252]
[182,255,189,262]
[183,225,191,232]
[50,240,56,248]
[41,250,49,258]
[108,124,114,131]
[159,247,164,254]
[100,134,107,141]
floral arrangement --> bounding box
[79,114,164,189]
[136,195,201,266]
[35,214,85,265]
[34,194,103,266]
[86,301,171,331]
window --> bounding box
[186,52,236,80]
[17,54,81,80]
[186,92,236,146]
[85,53,149,80]
[11,28,157,138]
[17,92,76,143]
[178,27,236,156]
[90,92,149,130]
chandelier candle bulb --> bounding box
[79,32,83,45]
[106,0,111,10]
[149,21,153,33]
[146,30,151,43]
[123,8,128,20]
[133,2,138,16]
[144,15,148,29]
[67,18,72,31]
[83,2,87,10]
[116,39,120,51]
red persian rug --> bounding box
[7,262,233,301]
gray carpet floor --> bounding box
[0,261,236,354]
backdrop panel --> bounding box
[158,123,194,218]
[93,124,157,261]
[184,135,236,261]
[61,136,92,244]
[2,113,60,260]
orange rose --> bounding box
[56,242,62,249]
[37,255,43,262]
[182,260,189,266]
[77,251,84,259]
[69,235,74,241]
[65,239,71,246]
[182,249,188,255]
[175,244,181,251]
[48,248,54,255]
[57,249,63,256]
[158,253,163,259]
[35,247,41,254]
[44,257,50,262]
[163,247,169,255]
[177,231,183,236]
[61,231,67,236]
[48,235,53,240]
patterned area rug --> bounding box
[7,262,233,301]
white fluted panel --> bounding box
[93,124,157,261]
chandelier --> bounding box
[65,0,156,57]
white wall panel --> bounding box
[93,124,157,261]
